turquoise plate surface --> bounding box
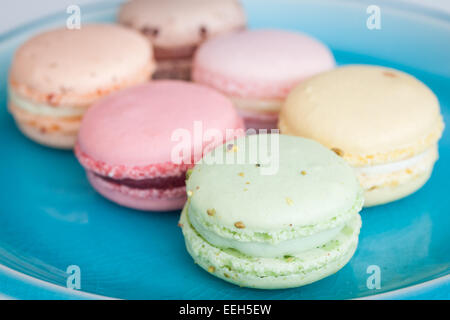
[0,0,449,300]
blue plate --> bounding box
[0,0,449,300]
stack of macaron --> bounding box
[6,0,445,291]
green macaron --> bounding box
[180,134,363,289]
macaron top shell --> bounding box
[280,65,444,166]
[77,81,243,174]
[193,29,335,100]
[186,134,363,242]
[118,0,246,49]
[10,24,153,107]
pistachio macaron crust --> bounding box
[8,24,154,149]
[279,65,445,207]
[180,134,363,289]
[118,0,246,80]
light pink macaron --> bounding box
[75,81,244,211]
[192,29,335,131]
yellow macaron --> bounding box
[279,65,444,206]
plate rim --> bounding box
[0,264,115,300]
[357,274,450,300]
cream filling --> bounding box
[9,87,85,117]
[354,146,437,176]
[229,95,283,113]
[188,210,344,259]
[355,146,438,190]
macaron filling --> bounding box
[9,87,85,117]
[87,171,187,207]
[187,189,363,244]
[355,145,438,191]
[185,189,364,259]
[354,146,437,175]
[96,173,186,190]
[187,208,346,258]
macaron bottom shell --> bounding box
[363,167,433,207]
[87,171,187,211]
[15,122,77,149]
[180,207,362,290]
[8,101,83,149]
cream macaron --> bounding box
[118,0,246,80]
[8,24,155,149]
[279,65,445,206]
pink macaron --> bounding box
[192,29,335,131]
[75,81,244,211]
